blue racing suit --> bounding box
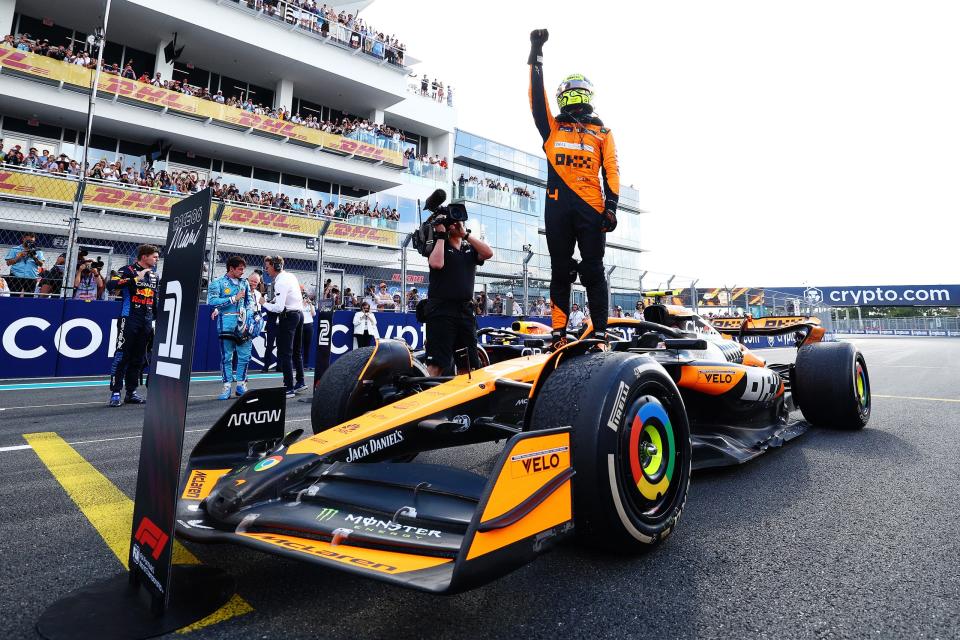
[107,263,158,394]
[207,274,255,383]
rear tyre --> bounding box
[529,351,691,553]
[794,342,870,429]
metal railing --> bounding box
[221,0,409,70]
[453,181,538,214]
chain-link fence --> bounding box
[832,314,960,336]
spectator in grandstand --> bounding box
[376,281,394,310]
[4,144,24,166]
[4,232,44,295]
[491,294,503,315]
[341,287,356,309]
[612,305,624,318]
[406,287,420,312]
[353,301,377,348]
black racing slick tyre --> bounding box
[529,351,692,553]
[794,342,870,429]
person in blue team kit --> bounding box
[106,244,159,407]
[208,256,256,400]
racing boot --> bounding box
[108,392,122,407]
[551,329,569,352]
[235,383,247,398]
[124,391,146,404]
[217,383,232,401]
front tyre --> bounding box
[529,351,692,552]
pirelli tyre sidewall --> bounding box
[531,351,692,552]
[794,341,870,429]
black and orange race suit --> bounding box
[529,60,620,334]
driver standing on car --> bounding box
[528,28,620,349]
[424,219,493,376]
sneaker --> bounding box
[124,391,146,404]
[235,383,247,397]
[217,384,232,401]
[285,389,296,399]
[292,381,308,393]
[108,392,122,407]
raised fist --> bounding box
[530,29,549,45]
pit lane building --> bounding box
[0,0,644,304]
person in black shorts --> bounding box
[423,219,494,376]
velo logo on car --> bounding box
[254,455,283,471]
[510,446,569,478]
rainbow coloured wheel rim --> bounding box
[620,395,680,519]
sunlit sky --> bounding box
[361,0,958,287]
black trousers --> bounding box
[424,301,478,376]
[110,316,153,393]
[7,276,37,294]
[356,332,374,348]
[301,322,314,369]
[262,311,278,371]
[545,200,608,333]
[276,310,304,390]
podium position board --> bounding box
[128,188,211,609]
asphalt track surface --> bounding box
[2,338,959,639]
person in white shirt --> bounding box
[352,301,377,348]
[633,300,645,320]
[261,256,305,397]
[567,302,586,330]
[505,292,522,316]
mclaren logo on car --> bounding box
[228,409,282,427]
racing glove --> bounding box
[600,208,618,233]
[528,29,549,65]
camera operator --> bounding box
[74,254,105,301]
[106,244,159,407]
[424,217,493,376]
[4,232,44,296]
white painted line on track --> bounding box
[0,444,31,452]
[875,394,960,403]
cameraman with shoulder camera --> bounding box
[4,232,45,296]
[419,191,493,376]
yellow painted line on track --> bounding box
[875,394,960,403]
[24,432,253,633]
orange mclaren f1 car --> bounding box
[175,301,870,593]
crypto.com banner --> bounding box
[767,285,960,307]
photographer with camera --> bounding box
[4,232,45,296]
[74,253,105,301]
[106,244,160,407]
[414,189,493,376]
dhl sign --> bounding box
[0,46,403,166]
[0,170,398,246]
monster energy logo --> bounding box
[315,508,339,522]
